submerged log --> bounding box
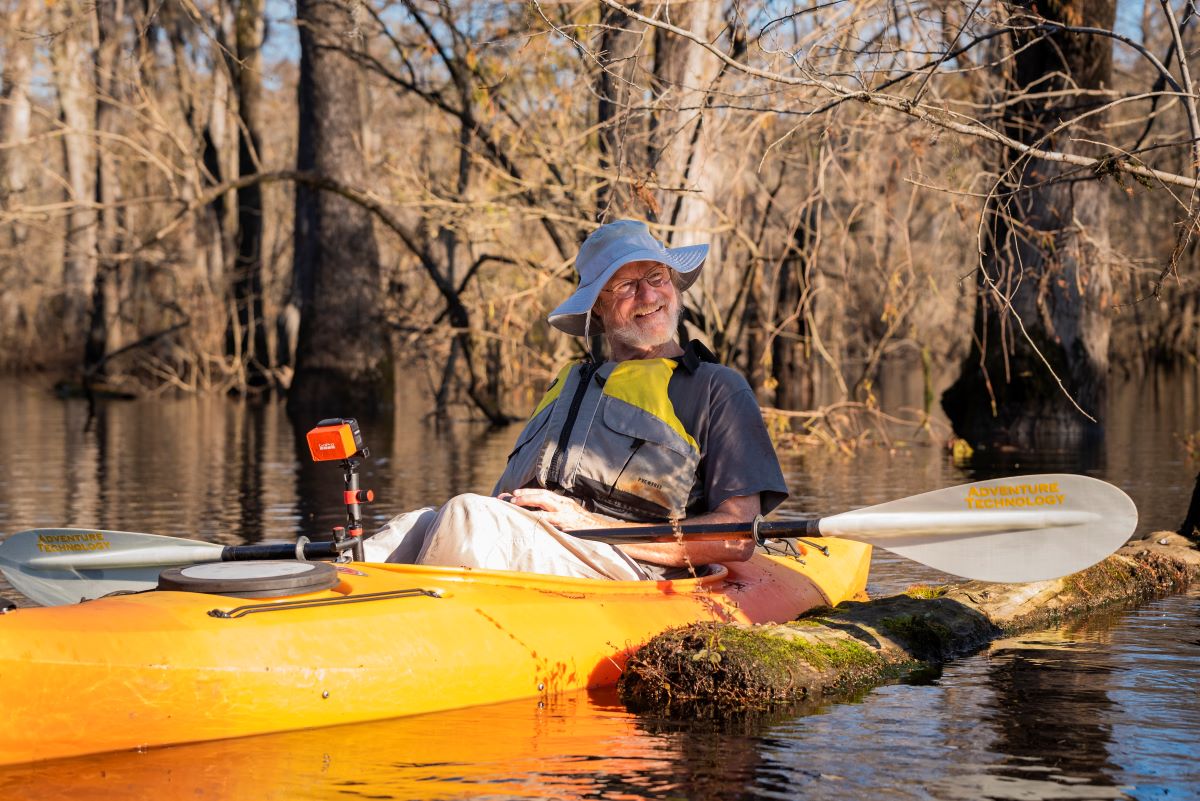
[619,534,1200,718]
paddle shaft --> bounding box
[225,530,764,557]
[221,529,772,556]
[566,520,816,544]
[221,541,343,561]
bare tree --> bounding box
[595,1,646,218]
[229,0,271,390]
[84,0,127,376]
[48,0,98,341]
[943,0,1117,449]
[572,0,1200,444]
[0,0,35,249]
[288,0,392,420]
[3,0,1200,444]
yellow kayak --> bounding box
[0,542,870,765]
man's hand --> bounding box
[618,494,761,567]
[496,489,760,567]
[500,488,601,530]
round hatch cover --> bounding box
[157,560,339,598]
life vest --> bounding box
[494,354,705,522]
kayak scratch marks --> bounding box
[472,607,579,693]
[532,588,586,600]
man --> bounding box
[364,220,788,579]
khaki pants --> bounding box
[363,493,649,581]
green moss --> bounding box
[1062,557,1142,604]
[904,584,949,599]
[879,614,955,658]
[793,637,880,671]
[709,627,809,672]
[717,625,884,672]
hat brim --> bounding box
[547,243,708,336]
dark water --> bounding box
[1,370,1198,798]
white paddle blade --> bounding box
[819,474,1138,583]
[0,529,224,606]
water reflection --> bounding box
[1,371,1193,552]
[0,378,518,550]
[628,720,774,801]
[0,690,678,801]
[971,635,1126,798]
[1,375,1199,798]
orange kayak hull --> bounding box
[0,542,870,765]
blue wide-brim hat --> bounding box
[548,220,708,336]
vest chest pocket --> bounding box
[572,397,700,520]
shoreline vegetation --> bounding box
[618,533,1200,718]
[3,1,1199,450]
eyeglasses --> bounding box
[602,267,672,300]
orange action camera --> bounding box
[306,418,366,462]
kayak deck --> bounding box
[0,540,870,765]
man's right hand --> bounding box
[502,488,602,531]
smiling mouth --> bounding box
[634,306,664,319]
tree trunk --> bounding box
[649,0,722,236]
[771,218,815,410]
[205,35,233,291]
[1179,472,1200,541]
[165,13,199,282]
[742,260,766,399]
[0,1,35,249]
[229,0,271,389]
[85,0,126,376]
[48,0,98,344]
[287,0,391,422]
[648,0,724,315]
[768,142,829,410]
[595,2,644,219]
[943,0,1115,450]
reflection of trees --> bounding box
[623,703,900,801]
[962,431,1105,480]
[984,643,1121,788]
[231,403,266,542]
[621,718,768,801]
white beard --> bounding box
[605,299,682,352]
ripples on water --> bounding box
[4,589,1196,800]
[756,587,1200,800]
[1,375,1198,798]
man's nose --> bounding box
[634,277,657,300]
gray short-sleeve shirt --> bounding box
[666,347,789,517]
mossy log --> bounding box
[619,533,1200,718]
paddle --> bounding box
[0,533,346,607]
[574,473,1137,583]
[0,474,1136,606]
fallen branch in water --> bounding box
[762,402,955,456]
[619,533,1200,718]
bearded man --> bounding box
[364,220,788,580]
